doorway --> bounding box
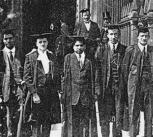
[22,0,76,54]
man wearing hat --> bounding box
[0,29,24,137]
[122,27,153,137]
[23,33,61,137]
[73,8,101,60]
[61,36,93,137]
[95,25,127,137]
[101,11,111,43]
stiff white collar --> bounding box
[138,43,147,53]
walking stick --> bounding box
[95,100,102,137]
[17,85,25,137]
[90,62,102,137]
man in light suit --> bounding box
[23,33,61,137]
[95,25,127,137]
[73,8,100,60]
[0,29,24,137]
[62,36,93,137]
[122,27,153,137]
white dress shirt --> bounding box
[37,50,50,74]
[75,52,85,67]
[138,43,147,53]
[3,46,15,60]
[84,21,91,31]
[108,42,118,51]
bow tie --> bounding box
[84,21,90,24]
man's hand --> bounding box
[7,12,16,19]
[0,97,2,103]
[33,93,40,104]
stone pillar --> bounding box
[76,0,88,23]
[147,0,153,46]
[130,20,138,46]
[147,17,153,46]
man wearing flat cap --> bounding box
[0,29,24,137]
[95,25,127,137]
[23,33,61,137]
[101,11,111,43]
[73,8,101,60]
[121,27,153,137]
[61,36,93,137]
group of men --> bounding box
[0,7,153,137]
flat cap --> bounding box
[106,24,120,30]
[69,36,85,44]
[103,11,111,20]
[30,32,52,39]
[79,8,90,13]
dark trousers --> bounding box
[5,93,19,137]
[129,92,152,137]
[31,87,52,137]
[98,86,123,137]
[72,100,90,137]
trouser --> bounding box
[5,93,19,137]
[129,92,152,137]
[99,87,123,137]
[31,86,53,137]
[72,100,90,137]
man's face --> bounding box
[3,34,15,49]
[82,11,90,23]
[36,38,48,52]
[107,29,119,44]
[103,19,111,26]
[73,41,85,54]
[137,32,150,46]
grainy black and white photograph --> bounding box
[0,0,153,137]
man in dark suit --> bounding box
[0,29,24,137]
[122,27,153,137]
[73,8,101,60]
[95,25,127,137]
[62,36,93,137]
[23,33,61,137]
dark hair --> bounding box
[2,29,15,37]
[73,38,85,46]
[138,27,149,36]
[106,26,120,35]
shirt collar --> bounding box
[84,20,91,24]
[138,43,147,52]
[108,42,118,51]
[3,46,15,53]
[75,52,85,59]
[37,49,47,55]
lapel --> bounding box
[148,46,153,77]
[35,50,45,74]
[71,53,80,70]
[81,54,89,70]
[81,21,88,32]
[47,51,54,78]
[88,21,93,33]
[36,50,54,75]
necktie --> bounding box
[79,54,83,68]
[143,47,146,58]
[10,51,13,62]
[113,44,115,53]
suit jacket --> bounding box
[0,47,23,102]
[62,53,92,106]
[73,21,100,40]
[23,49,61,94]
[95,43,126,98]
[61,53,93,137]
[122,45,153,125]
[23,49,61,123]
